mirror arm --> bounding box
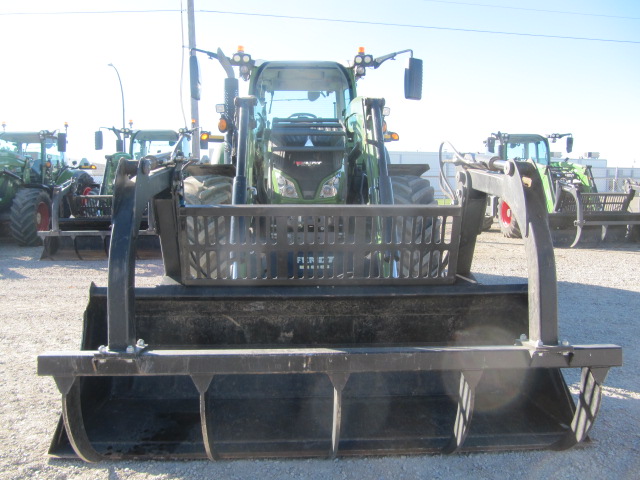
[373,49,413,69]
[191,47,219,60]
[191,47,235,79]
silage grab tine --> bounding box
[54,377,102,462]
[552,367,610,450]
[191,374,218,460]
[328,372,350,459]
[442,370,483,454]
[568,185,585,248]
[571,224,584,248]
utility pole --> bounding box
[187,0,200,158]
[108,63,126,152]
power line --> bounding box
[421,0,640,21]
[2,7,639,44]
[0,9,179,16]
[197,9,640,44]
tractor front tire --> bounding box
[481,214,494,232]
[10,188,52,246]
[498,198,522,238]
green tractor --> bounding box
[40,127,193,260]
[484,132,639,246]
[0,127,95,245]
[37,47,621,461]
[190,46,432,211]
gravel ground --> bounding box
[0,229,638,480]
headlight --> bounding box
[320,173,341,198]
[275,172,299,198]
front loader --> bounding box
[484,132,640,246]
[38,48,621,461]
[40,128,192,260]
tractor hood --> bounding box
[0,149,27,168]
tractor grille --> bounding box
[179,204,461,286]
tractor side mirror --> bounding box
[487,137,496,153]
[190,55,201,101]
[404,57,423,100]
[57,133,67,153]
[116,139,125,153]
[566,136,573,153]
[95,131,104,150]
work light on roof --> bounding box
[231,46,252,66]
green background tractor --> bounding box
[0,128,94,245]
[484,132,639,246]
[40,127,191,259]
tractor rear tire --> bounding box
[498,198,522,239]
[10,188,51,246]
[183,175,233,205]
[390,175,439,277]
[390,175,435,205]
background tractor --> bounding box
[38,48,620,461]
[483,132,639,246]
[0,127,94,245]
[40,127,192,260]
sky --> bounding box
[1,0,639,167]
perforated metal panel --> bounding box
[179,204,462,285]
[556,192,631,213]
[73,194,113,218]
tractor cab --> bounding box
[130,129,184,160]
[487,133,551,165]
[0,130,67,183]
[486,132,597,218]
[251,61,351,203]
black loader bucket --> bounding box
[551,183,640,247]
[41,229,160,260]
[40,192,161,260]
[41,282,620,460]
[38,159,622,461]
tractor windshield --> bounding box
[506,138,549,165]
[0,133,63,168]
[0,138,19,154]
[252,63,351,125]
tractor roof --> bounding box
[252,61,352,92]
[0,132,49,144]
[132,130,179,142]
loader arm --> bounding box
[106,157,174,351]
[459,161,557,344]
